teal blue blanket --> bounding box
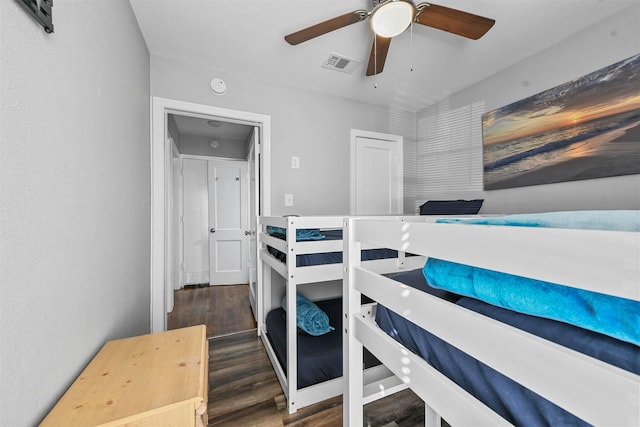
[425,210,640,345]
[282,293,334,336]
[434,210,640,231]
[266,226,326,241]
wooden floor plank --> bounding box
[209,399,284,427]
[208,331,280,418]
[280,395,343,426]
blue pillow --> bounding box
[282,293,334,336]
[419,199,483,215]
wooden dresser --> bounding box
[40,325,208,427]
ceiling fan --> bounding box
[284,0,495,76]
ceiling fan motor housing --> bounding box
[370,0,415,38]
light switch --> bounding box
[285,194,293,206]
[291,156,300,169]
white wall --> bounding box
[0,2,151,425]
[422,5,640,214]
[182,158,210,284]
[150,55,415,215]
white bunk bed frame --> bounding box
[257,215,427,414]
[343,216,640,426]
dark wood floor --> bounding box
[168,284,257,337]
[168,284,427,426]
[208,330,426,427]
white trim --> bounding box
[247,128,260,320]
[350,129,404,215]
[151,96,271,333]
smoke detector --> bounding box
[210,78,227,95]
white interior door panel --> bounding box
[208,160,249,285]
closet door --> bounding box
[208,159,249,285]
[351,130,403,215]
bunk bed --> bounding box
[257,215,427,414]
[343,211,640,426]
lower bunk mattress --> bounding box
[375,269,640,426]
[266,297,380,389]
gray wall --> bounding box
[151,55,414,216]
[423,5,640,214]
[0,2,151,425]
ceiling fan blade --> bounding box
[284,10,367,45]
[366,35,392,76]
[415,3,495,40]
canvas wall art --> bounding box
[482,53,640,191]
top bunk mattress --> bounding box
[266,227,402,267]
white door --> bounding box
[351,130,403,215]
[208,159,249,285]
[247,129,259,317]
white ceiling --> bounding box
[130,0,637,113]
[172,114,254,143]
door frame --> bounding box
[246,129,259,318]
[349,129,403,215]
[151,96,271,333]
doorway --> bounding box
[151,97,271,333]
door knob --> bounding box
[210,228,216,233]
[245,230,250,235]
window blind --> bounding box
[416,101,484,205]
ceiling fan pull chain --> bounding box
[410,21,414,72]
[374,35,378,88]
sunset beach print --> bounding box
[482,54,640,190]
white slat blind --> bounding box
[416,100,484,203]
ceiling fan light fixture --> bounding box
[370,0,414,38]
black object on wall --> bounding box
[17,0,53,33]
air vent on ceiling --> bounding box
[321,53,362,74]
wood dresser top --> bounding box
[40,325,207,427]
